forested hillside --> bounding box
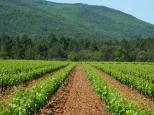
[0,0,154,40]
[0,34,154,61]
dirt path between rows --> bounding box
[37,65,108,115]
[0,66,65,104]
[93,66,154,112]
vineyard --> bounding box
[0,60,154,115]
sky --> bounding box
[47,0,154,24]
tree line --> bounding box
[0,34,154,61]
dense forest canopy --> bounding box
[0,0,154,61]
[0,34,154,61]
[0,0,154,40]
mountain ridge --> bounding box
[0,0,154,40]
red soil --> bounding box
[37,65,108,115]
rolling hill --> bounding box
[0,0,154,40]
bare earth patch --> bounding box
[36,65,108,115]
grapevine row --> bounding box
[0,61,68,87]
[0,63,76,115]
[83,64,153,114]
[0,60,59,74]
[92,63,154,97]
[101,63,154,82]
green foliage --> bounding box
[68,51,78,61]
[0,0,154,40]
[93,63,154,97]
[0,63,76,115]
[102,63,154,82]
[0,34,154,61]
[83,64,153,114]
[0,60,68,87]
[136,51,148,61]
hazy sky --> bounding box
[47,0,154,24]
